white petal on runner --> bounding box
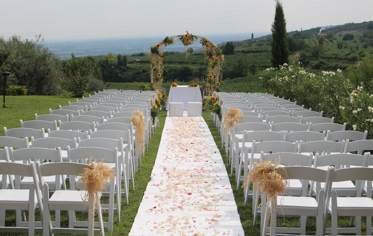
[130,116,244,236]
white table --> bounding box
[166,85,202,110]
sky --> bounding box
[1,0,373,42]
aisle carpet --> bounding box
[130,116,244,235]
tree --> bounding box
[271,0,289,68]
[222,42,235,55]
[1,35,62,95]
[251,33,254,39]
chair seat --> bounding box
[277,196,319,215]
[334,197,373,216]
[48,190,89,211]
[0,189,35,209]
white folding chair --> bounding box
[37,162,104,236]
[58,120,96,132]
[67,147,118,232]
[0,136,29,149]
[242,140,298,205]
[270,122,309,132]
[261,166,333,236]
[235,130,283,190]
[266,115,300,124]
[49,108,81,117]
[284,130,325,142]
[312,152,369,198]
[0,162,41,236]
[47,129,89,140]
[4,127,45,139]
[301,116,334,124]
[344,139,373,155]
[59,104,88,112]
[35,113,68,123]
[328,167,373,236]
[20,119,58,131]
[70,114,104,124]
[78,137,129,205]
[253,152,313,226]
[326,130,368,142]
[293,110,323,117]
[89,129,135,187]
[309,122,346,132]
[230,122,271,175]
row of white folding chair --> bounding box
[262,163,373,236]
[3,146,118,234]
[236,137,349,191]
[88,129,135,191]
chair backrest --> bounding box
[4,127,45,139]
[58,121,96,132]
[106,116,132,124]
[70,114,104,124]
[31,136,78,149]
[332,167,373,191]
[36,162,90,191]
[96,122,132,132]
[293,110,323,117]
[0,162,40,196]
[298,140,345,155]
[233,122,270,134]
[326,130,368,142]
[67,147,119,190]
[35,113,69,122]
[10,147,63,163]
[270,122,309,132]
[344,139,373,155]
[89,130,131,143]
[284,131,325,142]
[0,136,29,148]
[309,122,346,132]
[48,130,89,140]
[240,115,264,123]
[266,115,300,124]
[252,140,298,155]
[90,105,119,113]
[113,111,134,118]
[314,152,369,169]
[59,104,88,112]
[275,166,332,189]
[260,110,290,117]
[20,119,58,131]
[50,108,81,116]
[243,130,284,143]
[261,152,313,167]
[301,116,334,124]
[69,100,96,107]
[81,110,112,119]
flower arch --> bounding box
[149,32,224,96]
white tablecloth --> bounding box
[166,85,202,110]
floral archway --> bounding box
[149,32,224,96]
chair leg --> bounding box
[0,210,5,226]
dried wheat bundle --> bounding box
[223,107,243,141]
[130,110,146,153]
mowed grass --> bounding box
[0,95,364,235]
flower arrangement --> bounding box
[189,81,198,87]
[171,82,178,87]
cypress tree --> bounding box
[271,0,289,68]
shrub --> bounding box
[6,85,27,95]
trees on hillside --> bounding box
[271,0,289,68]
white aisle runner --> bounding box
[130,116,244,236]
